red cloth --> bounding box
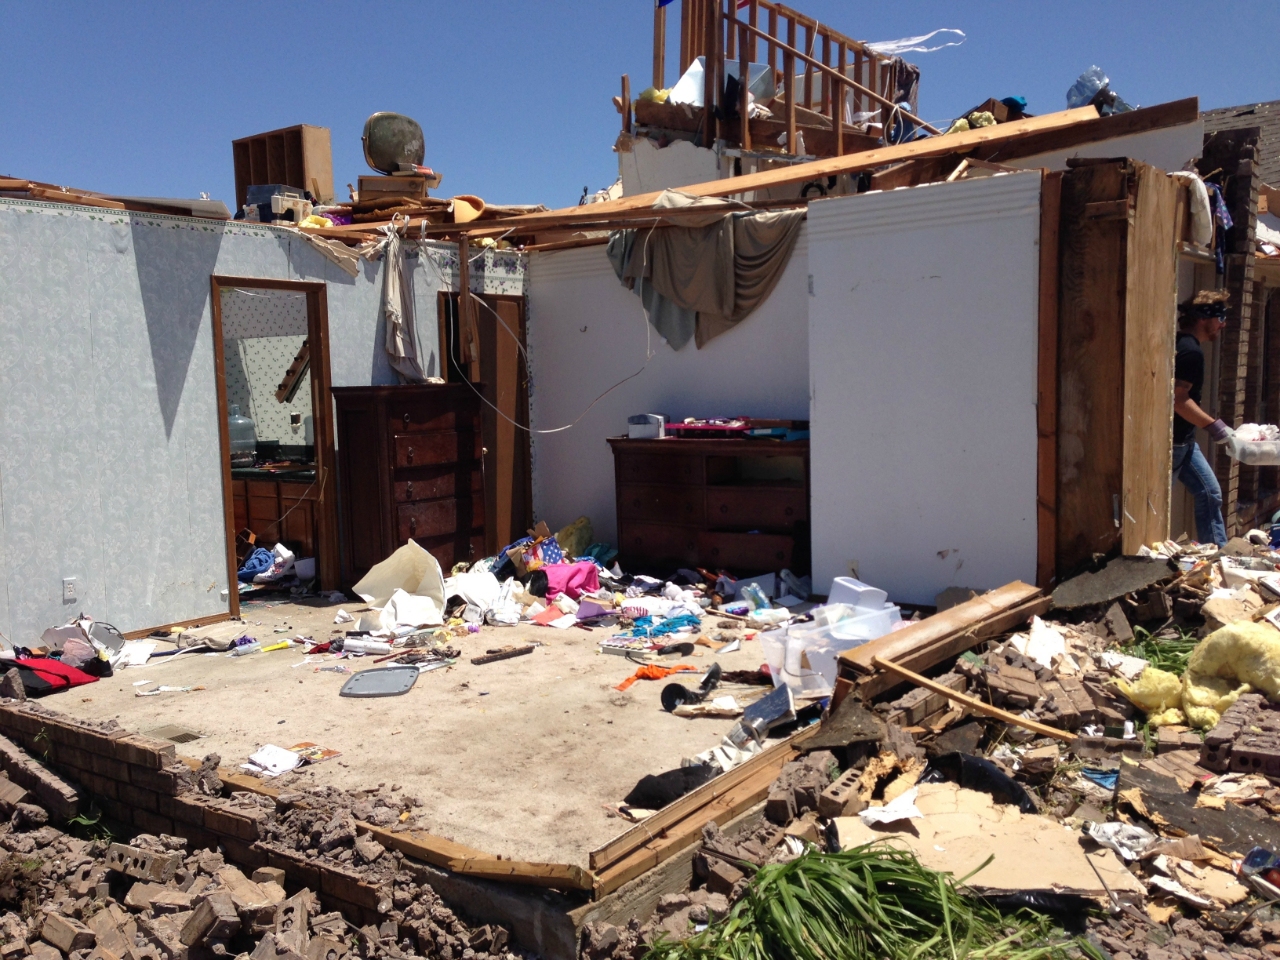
[14,657,98,692]
[542,561,600,602]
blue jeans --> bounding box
[1172,441,1226,547]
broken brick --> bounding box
[105,843,182,883]
[41,914,96,954]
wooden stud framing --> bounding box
[1037,171,1063,588]
[653,0,666,88]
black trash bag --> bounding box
[921,752,1038,814]
[982,892,1092,933]
[624,764,717,810]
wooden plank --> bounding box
[28,187,126,210]
[1121,163,1178,554]
[834,42,846,156]
[1037,171,1063,589]
[592,762,780,897]
[980,97,1199,165]
[447,857,593,892]
[460,107,1100,234]
[784,17,796,153]
[621,75,632,135]
[738,20,750,151]
[852,594,1051,701]
[653,0,666,89]
[588,724,817,872]
[121,612,232,640]
[1056,162,1129,573]
[871,658,1077,743]
[840,581,1041,675]
[492,299,520,548]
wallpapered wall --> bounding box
[220,289,313,447]
[0,199,523,643]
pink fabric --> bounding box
[543,561,600,601]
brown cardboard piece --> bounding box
[834,781,1145,901]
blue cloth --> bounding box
[1207,182,1233,274]
[627,613,702,638]
[1173,441,1226,547]
[238,547,273,583]
[1080,768,1119,790]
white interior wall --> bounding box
[525,230,810,543]
[0,198,447,643]
[806,173,1043,604]
[1007,121,1204,175]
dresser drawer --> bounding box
[698,531,793,571]
[393,467,483,503]
[393,431,480,469]
[617,483,705,525]
[706,487,807,527]
[397,498,484,542]
[617,522,699,568]
[614,453,704,486]
[388,399,469,434]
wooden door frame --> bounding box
[437,291,532,553]
[210,275,339,616]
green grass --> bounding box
[643,844,1087,960]
[1118,627,1198,677]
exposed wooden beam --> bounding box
[459,106,1101,234]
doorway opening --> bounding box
[211,277,339,616]
[438,292,532,553]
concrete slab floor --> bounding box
[57,597,774,866]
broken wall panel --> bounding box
[806,172,1043,603]
[524,234,810,546]
[0,199,446,641]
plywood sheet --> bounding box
[1056,163,1128,572]
[834,782,1143,900]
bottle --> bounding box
[341,637,393,655]
[230,639,261,656]
[228,405,257,467]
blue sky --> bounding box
[3,2,1278,209]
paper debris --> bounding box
[859,786,923,826]
[243,744,303,777]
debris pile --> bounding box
[0,781,519,960]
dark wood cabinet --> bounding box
[334,384,485,585]
[231,475,321,561]
[608,437,810,575]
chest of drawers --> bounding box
[334,384,484,584]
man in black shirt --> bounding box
[1172,291,1231,547]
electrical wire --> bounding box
[416,222,662,434]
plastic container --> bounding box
[1226,434,1280,466]
[759,603,901,699]
[827,577,888,610]
[228,405,257,467]
[230,640,262,657]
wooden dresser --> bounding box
[608,436,810,574]
[334,384,484,585]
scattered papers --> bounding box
[673,695,742,718]
[243,744,303,777]
[134,682,204,697]
[1007,617,1066,670]
[1149,875,1213,908]
[334,609,354,624]
[1086,821,1156,861]
[289,742,340,764]
[117,641,157,668]
[859,786,923,825]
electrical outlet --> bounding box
[62,578,76,602]
[846,561,860,581]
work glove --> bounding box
[1208,419,1232,443]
